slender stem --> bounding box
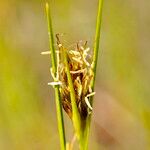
[45,3,66,150]
[84,0,104,149]
[92,0,104,80]
[63,48,84,149]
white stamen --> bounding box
[72,57,83,64]
[50,68,58,81]
[69,50,80,56]
[41,51,60,55]
[83,57,90,66]
[89,86,92,93]
[50,68,55,80]
[48,81,62,86]
[87,92,96,98]
[85,47,90,52]
[85,97,93,110]
[41,51,51,55]
[58,44,62,47]
[55,50,60,54]
[80,46,84,50]
[70,69,86,74]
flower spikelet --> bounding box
[55,34,95,120]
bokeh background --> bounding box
[0,0,150,149]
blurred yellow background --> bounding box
[0,0,150,149]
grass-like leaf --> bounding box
[45,3,66,150]
[84,0,104,149]
[62,48,85,149]
[92,0,104,86]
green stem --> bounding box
[84,0,104,149]
[45,3,66,150]
[92,0,104,78]
[63,48,84,149]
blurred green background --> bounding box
[0,0,150,149]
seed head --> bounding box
[52,34,95,120]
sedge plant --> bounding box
[42,0,103,149]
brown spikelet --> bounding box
[54,34,95,120]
